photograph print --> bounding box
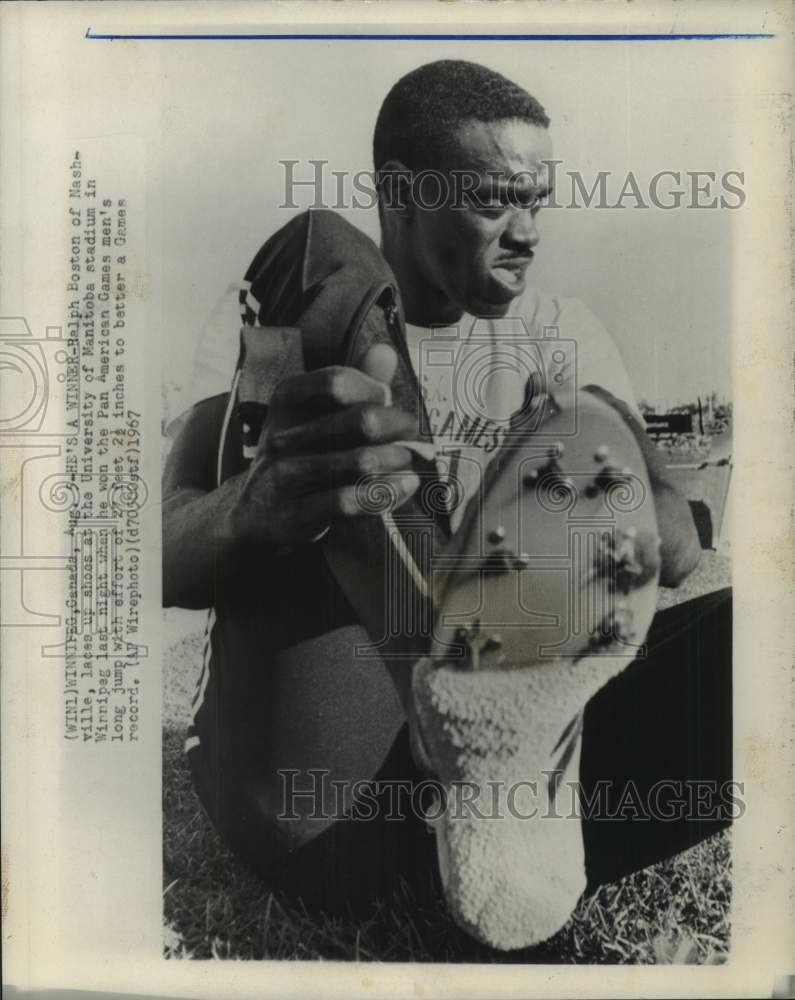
[160,26,739,964]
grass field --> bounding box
[162,550,731,963]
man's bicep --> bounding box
[163,394,229,498]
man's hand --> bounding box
[163,346,420,608]
[223,356,420,549]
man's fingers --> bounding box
[268,403,418,456]
[274,444,416,494]
[271,365,391,412]
[360,344,398,401]
[292,471,421,531]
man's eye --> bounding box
[472,195,508,213]
[521,193,545,212]
[467,190,546,214]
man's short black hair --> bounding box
[373,59,550,176]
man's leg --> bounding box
[254,586,733,915]
[265,723,439,914]
[187,588,420,903]
[580,586,733,889]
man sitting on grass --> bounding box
[163,59,732,952]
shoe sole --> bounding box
[411,390,660,950]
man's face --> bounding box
[408,119,554,320]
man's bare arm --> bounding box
[162,394,250,609]
[583,385,701,587]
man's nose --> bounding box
[501,208,540,253]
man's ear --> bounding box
[377,159,414,220]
